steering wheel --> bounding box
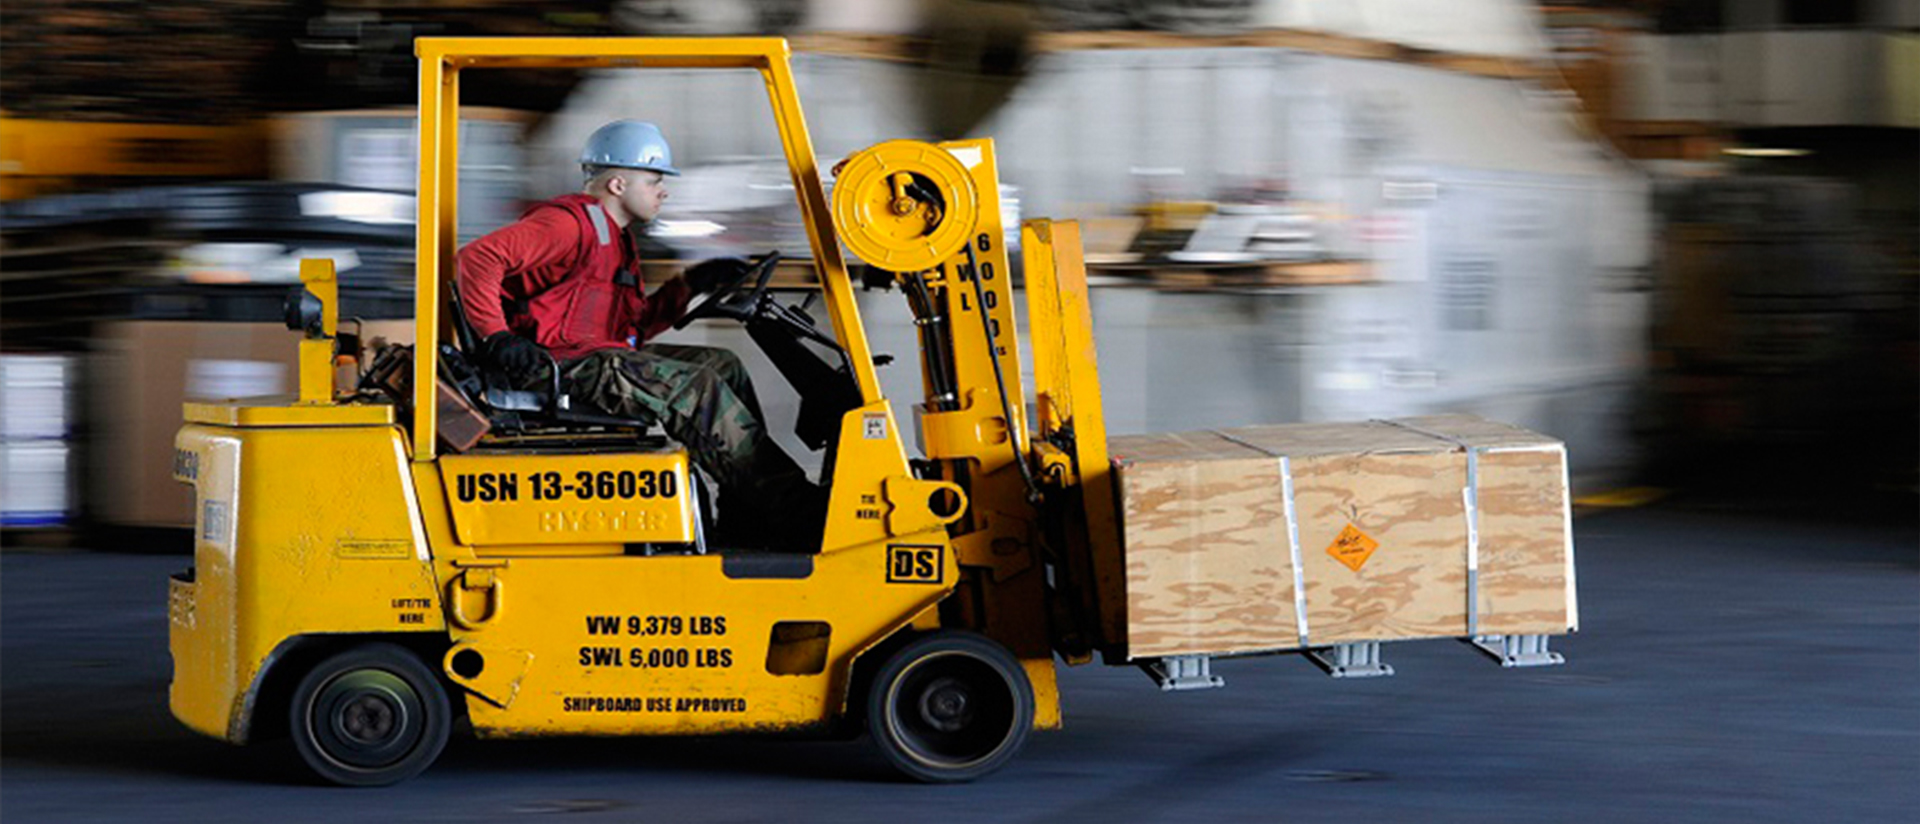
[674,251,781,330]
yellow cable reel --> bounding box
[831,140,979,273]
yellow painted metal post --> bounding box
[296,258,338,405]
[413,47,458,460]
[759,55,884,405]
[436,59,461,345]
[936,138,1028,452]
[1023,219,1126,653]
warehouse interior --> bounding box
[3,0,1913,534]
[1,0,1915,819]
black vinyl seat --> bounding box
[441,288,704,547]
[444,284,657,436]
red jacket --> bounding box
[456,193,691,361]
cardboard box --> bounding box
[1110,415,1575,660]
[92,320,413,528]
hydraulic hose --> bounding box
[964,245,1043,505]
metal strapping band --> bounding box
[1374,419,1482,636]
[1463,448,1481,636]
[585,204,613,246]
[1280,456,1310,647]
[1212,430,1310,647]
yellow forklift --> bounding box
[168,37,1116,785]
[167,37,1576,786]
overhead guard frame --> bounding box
[411,37,883,460]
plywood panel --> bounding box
[1292,451,1469,645]
[1111,430,1255,464]
[1393,414,1554,449]
[93,320,415,527]
[1226,420,1442,457]
[1119,455,1300,658]
[1476,446,1577,634]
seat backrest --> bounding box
[442,274,655,434]
[446,280,486,357]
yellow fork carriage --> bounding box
[166,37,1577,786]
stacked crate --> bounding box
[0,1,618,123]
[0,0,294,124]
[1651,176,1917,484]
[294,1,619,111]
[0,355,77,528]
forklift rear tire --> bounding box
[867,631,1033,783]
[288,643,451,787]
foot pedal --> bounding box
[1307,642,1394,678]
[1139,655,1225,691]
[1468,634,1564,668]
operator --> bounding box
[456,119,825,552]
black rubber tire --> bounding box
[866,631,1034,783]
[288,643,451,787]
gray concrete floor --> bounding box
[3,497,1916,823]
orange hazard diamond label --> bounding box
[1326,524,1379,572]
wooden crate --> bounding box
[1110,415,1575,660]
[91,319,415,528]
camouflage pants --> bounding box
[562,345,801,502]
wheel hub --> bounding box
[313,670,421,766]
[341,695,398,743]
[919,676,975,732]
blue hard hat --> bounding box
[579,120,679,176]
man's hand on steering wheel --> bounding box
[674,251,781,329]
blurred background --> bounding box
[1,4,1915,821]
[0,0,1914,540]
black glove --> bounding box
[684,257,751,295]
[482,331,549,383]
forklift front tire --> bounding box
[867,631,1033,783]
[288,643,452,787]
